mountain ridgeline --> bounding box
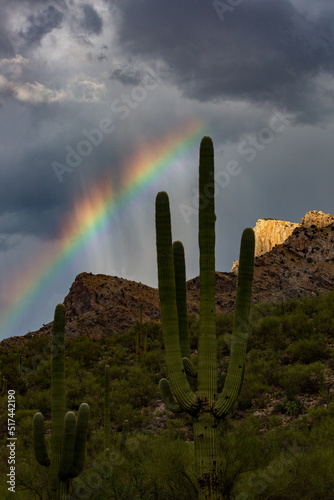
[3,210,334,347]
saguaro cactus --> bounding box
[104,364,128,457]
[120,419,129,452]
[135,305,147,358]
[0,360,7,395]
[155,137,255,499]
[104,364,111,456]
[33,304,90,499]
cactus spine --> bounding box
[155,137,255,499]
[33,304,90,499]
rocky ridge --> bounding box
[2,210,334,347]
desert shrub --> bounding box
[139,350,164,374]
[163,414,193,440]
[284,398,304,416]
[216,313,233,337]
[24,388,50,415]
[282,310,315,340]
[109,343,130,362]
[125,365,158,407]
[188,314,199,350]
[246,351,281,386]
[136,435,196,499]
[67,336,101,366]
[271,446,334,499]
[237,373,270,411]
[103,363,127,380]
[217,333,232,358]
[286,335,330,364]
[250,315,288,351]
[267,414,283,429]
[278,361,325,399]
[305,405,332,427]
[112,402,142,428]
[278,297,301,315]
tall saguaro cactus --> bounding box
[155,137,255,499]
[33,304,90,499]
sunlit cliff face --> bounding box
[253,211,334,257]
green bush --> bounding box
[286,335,330,364]
[278,361,325,399]
[67,337,101,366]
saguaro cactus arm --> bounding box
[156,191,199,415]
[213,227,255,418]
[173,241,191,360]
[33,413,50,467]
[159,378,183,413]
[59,412,76,481]
[183,357,197,378]
[104,364,111,453]
[68,403,90,478]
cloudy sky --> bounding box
[1,0,334,339]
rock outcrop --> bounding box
[233,210,334,265]
[253,219,299,257]
[301,210,334,229]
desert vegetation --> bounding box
[0,291,334,498]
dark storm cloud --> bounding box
[80,4,103,35]
[110,64,151,86]
[114,0,334,119]
[19,5,63,44]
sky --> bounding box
[1,0,334,339]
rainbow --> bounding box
[0,120,206,339]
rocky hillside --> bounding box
[2,210,334,347]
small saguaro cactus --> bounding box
[120,419,129,452]
[135,305,147,358]
[104,364,111,456]
[1,377,7,396]
[0,360,7,395]
[33,304,90,499]
[104,364,129,456]
[155,136,255,499]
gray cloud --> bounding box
[19,5,64,44]
[110,63,153,86]
[114,0,334,122]
[80,4,103,35]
